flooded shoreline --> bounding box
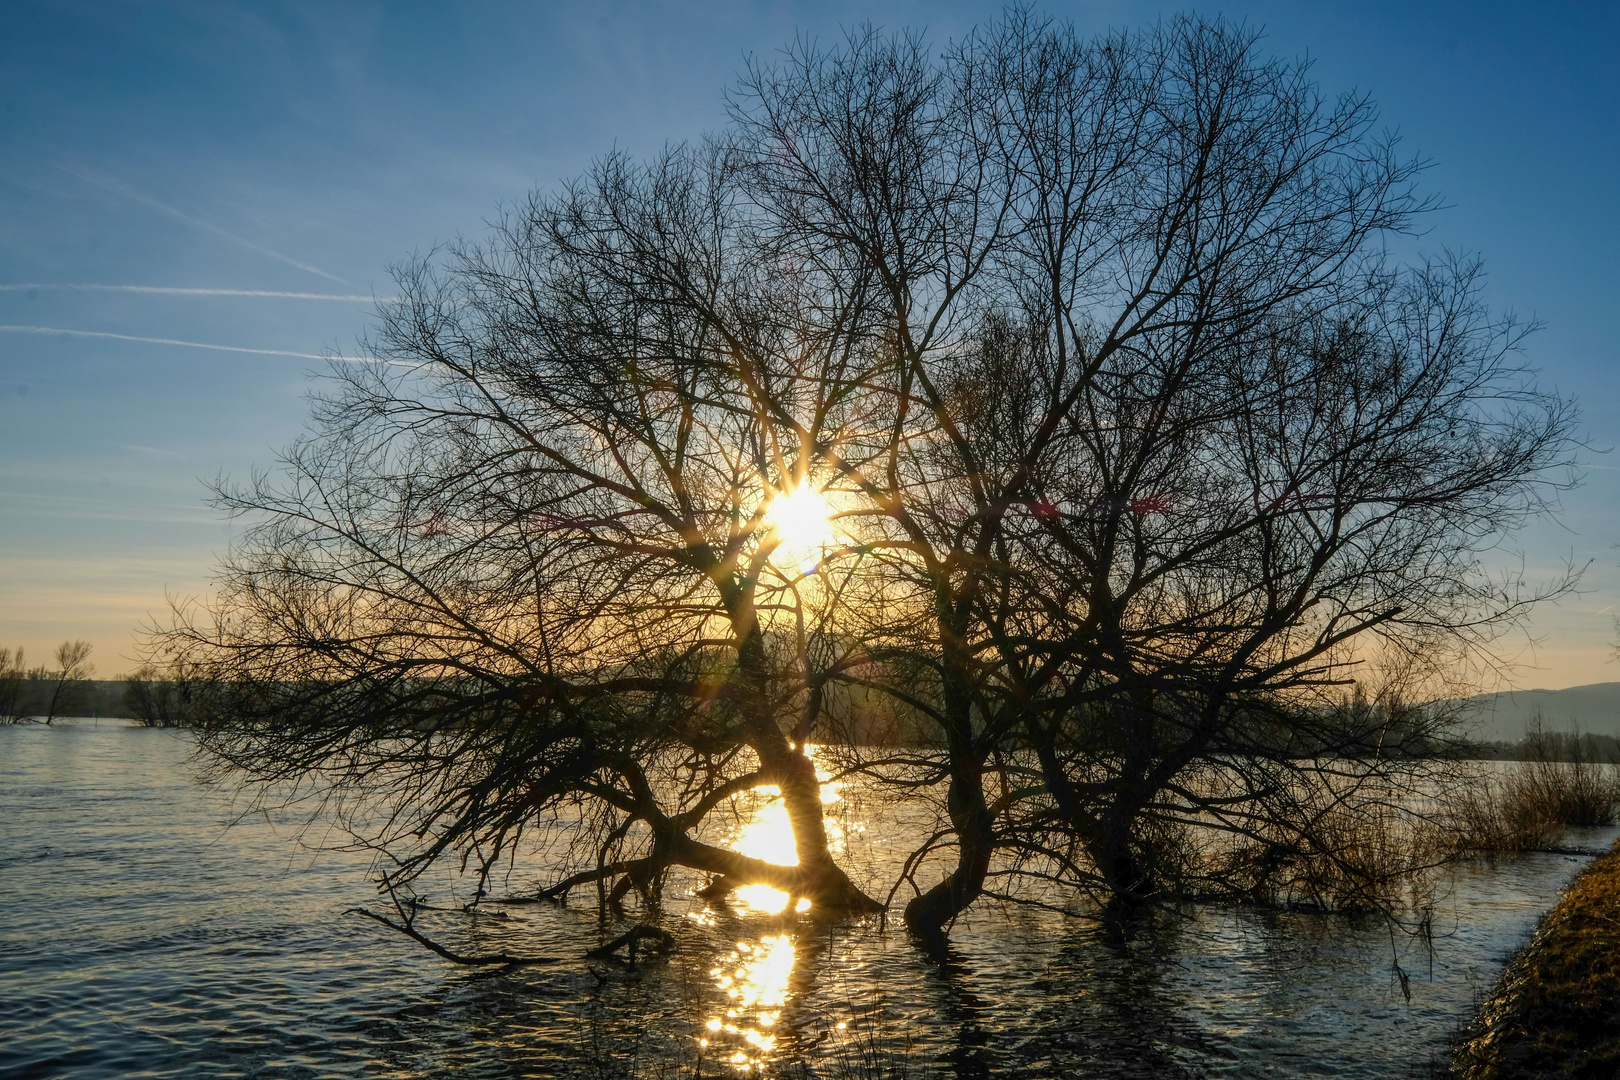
[3,724,1613,1078]
[1451,837,1620,1077]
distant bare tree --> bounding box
[123,662,202,728]
[0,647,26,724]
[44,640,93,725]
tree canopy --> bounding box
[155,11,1578,944]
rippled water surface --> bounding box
[2,724,1611,1079]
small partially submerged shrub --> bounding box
[1214,797,1443,913]
[1444,775,1562,857]
[1518,721,1620,827]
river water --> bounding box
[2,723,1612,1079]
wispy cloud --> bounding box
[0,323,325,359]
[0,489,218,525]
[58,164,349,284]
[118,443,188,460]
[0,283,382,301]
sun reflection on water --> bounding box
[726,758,849,915]
[699,748,863,1068]
[702,933,797,1069]
[732,791,814,914]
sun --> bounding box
[764,484,836,573]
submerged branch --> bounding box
[347,906,562,967]
[585,924,676,963]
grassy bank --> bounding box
[1451,839,1620,1078]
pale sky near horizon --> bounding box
[1,0,1616,689]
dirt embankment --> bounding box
[1453,841,1620,1077]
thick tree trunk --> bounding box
[698,736,882,912]
[1069,686,1162,907]
[771,747,884,911]
[667,814,881,911]
[1032,733,1159,907]
[902,769,994,948]
[1085,788,1159,908]
[720,605,883,913]
[903,630,993,945]
[1091,828,1149,904]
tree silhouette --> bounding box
[45,640,93,724]
[155,11,1578,944]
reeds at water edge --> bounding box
[1446,718,1620,859]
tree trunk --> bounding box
[726,609,884,913]
[751,739,884,912]
[667,814,881,911]
[903,769,994,948]
[903,630,993,945]
[1086,800,1157,908]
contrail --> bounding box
[0,284,383,301]
[0,323,419,368]
[0,323,326,359]
[58,164,349,284]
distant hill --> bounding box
[1456,682,1620,742]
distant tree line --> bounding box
[0,643,198,727]
[9,636,1607,764]
[1467,729,1620,764]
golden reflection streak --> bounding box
[701,748,861,1069]
[703,933,796,1068]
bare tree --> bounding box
[155,11,1576,951]
[157,143,894,913]
[0,647,26,724]
[123,661,203,728]
[727,12,1574,936]
[986,257,1577,909]
[43,640,93,725]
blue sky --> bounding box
[1,0,1616,687]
